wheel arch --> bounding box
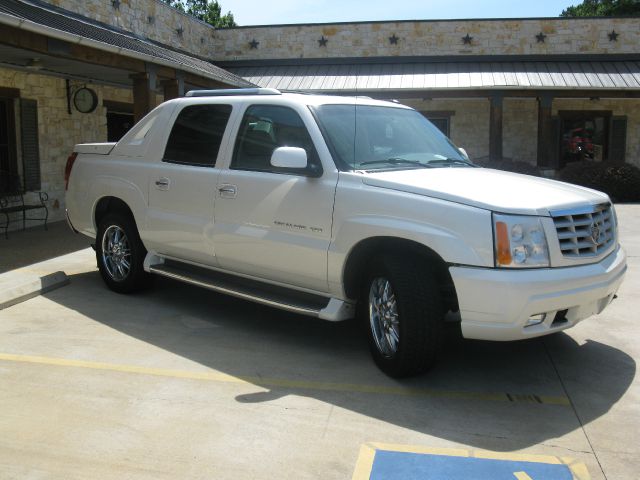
[342,236,459,312]
[94,196,138,232]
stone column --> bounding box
[537,94,557,169]
[131,68,157,123]
[489,94,504,161]
[162,72,185,100]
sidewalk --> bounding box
[0,221,93,309]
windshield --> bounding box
[312,104,474,171]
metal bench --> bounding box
[0,172,48,239]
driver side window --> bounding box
[231,105,320,173]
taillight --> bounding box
[64,152,77,191]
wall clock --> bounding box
[73,87,98,113]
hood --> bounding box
[361,167,610,215]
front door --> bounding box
[213,104,337,292]
[560,111,610,166]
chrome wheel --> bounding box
[369,277,400,358]
[101,225,131,282]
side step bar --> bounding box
[148,262,354,321]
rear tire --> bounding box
[96,213,150,294]
[361,254,444,378]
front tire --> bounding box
[361,254,444,378]
[96,213,150,294]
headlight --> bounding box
[493,213,550,268]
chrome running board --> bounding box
[148,261,354,321]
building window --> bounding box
[558,110,628,166]
[420,111,453,137]
[559,111,610,165]
[0,97,18,193]
[105,101,135,142]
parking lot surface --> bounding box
[0,205,638,479]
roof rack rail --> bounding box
[185,88,281,97]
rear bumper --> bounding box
[449,245,627,341]
[65,208,79,234]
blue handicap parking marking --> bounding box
[370,450,574,480]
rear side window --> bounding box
[231,105,319,173]
[163,104,232,167]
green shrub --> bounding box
[558,162,640,203]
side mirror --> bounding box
[271,146,308,169]
[458,147,470,161]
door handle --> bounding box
[218,184,237,198]
[155,178,170,190]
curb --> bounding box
[0,271,70,310]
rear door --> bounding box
[213,103,338,292]
[146,102,234,266]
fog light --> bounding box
[525,313,546,327]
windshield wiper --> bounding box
[427,158,475,167]
[359,158,433,168]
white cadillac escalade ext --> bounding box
[65,88,627,377]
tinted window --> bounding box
[232,105,319,173]
[164,104,232,166]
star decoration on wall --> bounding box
[536,32,547,43]
[389,34,399,45]
[176,27,184,37]
[318,35,328,47]
[111,0,120,9]
[249,39,259,49]
[608,30,619,42]
[462,34,473,45]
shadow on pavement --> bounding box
[0,221,90,274]
[46,270,635,452]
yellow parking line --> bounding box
[0,352,570,405]
[475,450,562,464]
[352,444,378,480]
[0,352,245,383]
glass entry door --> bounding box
[560,111,610,166]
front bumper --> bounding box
[449,245,627,341]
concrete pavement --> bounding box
[0,207,638,479]
[0,221,90,310]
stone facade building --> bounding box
[216,18,640,168]
[1,0,639,231]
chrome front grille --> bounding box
[552,204,615,258]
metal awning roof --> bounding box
[0,0,253,87]
[228,60,640,92]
